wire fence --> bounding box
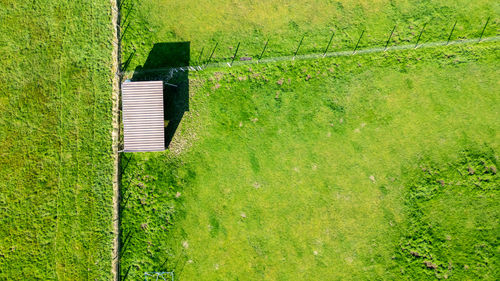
[121,35,500,80]
[117,6,497,75]
[116,7,498,278]
[194,17,495,66]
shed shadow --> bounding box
[131,42,190,149]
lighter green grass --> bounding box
[120,43,499,280]
[0,1,114,279]
[122,0,499,69]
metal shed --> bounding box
[122,81,164,152]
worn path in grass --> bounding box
[111,0,122,279]
[120,43,499,280]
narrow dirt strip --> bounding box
[110,0,121,280]
[122,35,500,78]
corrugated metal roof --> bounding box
[122,81,165,152]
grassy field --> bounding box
[0,1,114,279]
[121,0,499,69]
[0,0,497,280]
[397,147,499,280]
[120,41,499,280]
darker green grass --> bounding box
[397,147,499,279]
[0,1,114,280]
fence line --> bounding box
[121,35,500,78]
[118,1,497,74]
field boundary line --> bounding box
[110,0,121,280]
[122,35,500,77]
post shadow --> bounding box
[131,42,190,149]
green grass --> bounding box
[120,42,499,280]
[396,147,499,279]
[0,1,114,279]
[1,1,497,280]
[121,0,499,69]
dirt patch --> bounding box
[110,0,121,280]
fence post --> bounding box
[205,42,218,67]
[478,17,490,43]
[385,25,397,51]
[258,39,269,63]
[121,266,131,281]
[447,20,457,45]
[415,23,427,48]
[119,231,133,259]
[121,3,134,28]
[323,31,335,57]
[120,50,136,73]
[160,257,169,270]
[293,35,305,59]
[352,30,365,55]
[229,42,240,67]
[120,22,131,41]
[119,0,128,11]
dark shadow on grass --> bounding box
[122,44,190,278]
[131,42,190,149]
